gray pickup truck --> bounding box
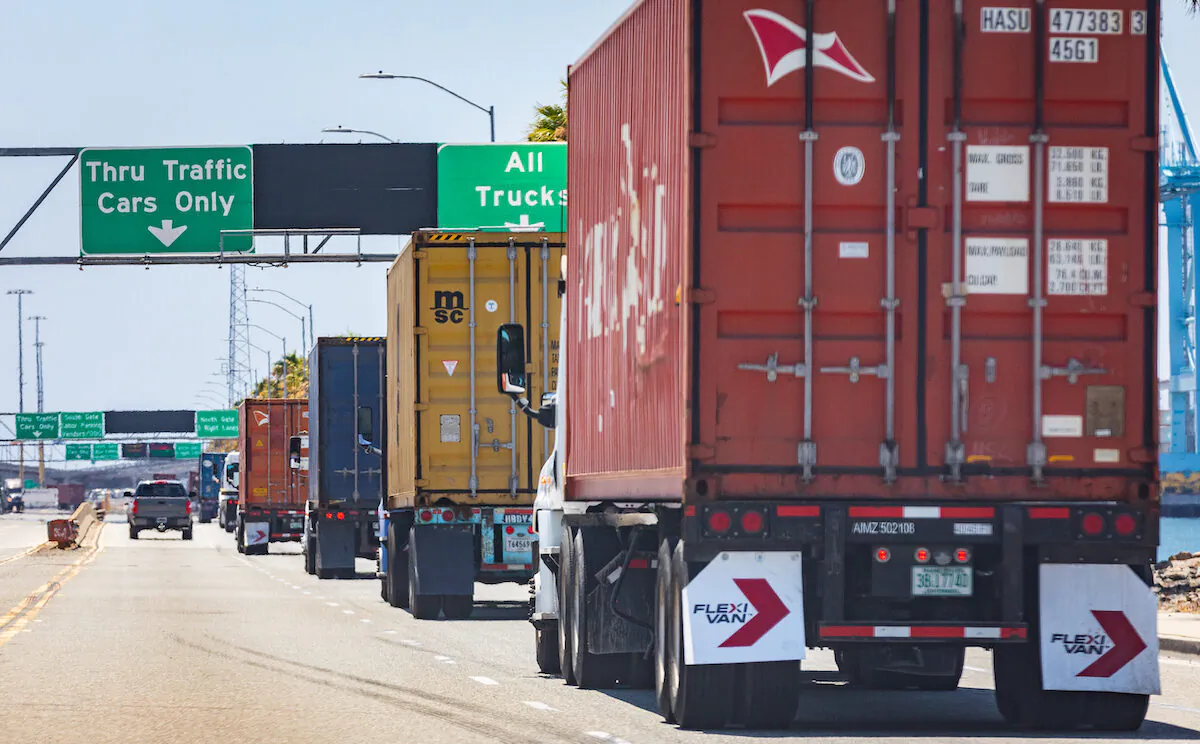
[126,480,194,540]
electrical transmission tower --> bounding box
[226,264,252,405]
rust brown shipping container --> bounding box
[565,0,1157,504]
[238,398,309,510]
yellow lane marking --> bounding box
[0,542,50,568]
[0,526,106,649]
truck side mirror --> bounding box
[123,491,132,499]
[496,324,527,395]
[357,407,373,441]
[288,436,302,470]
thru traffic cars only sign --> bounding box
[80,146,253,255]
[681,551,806,665]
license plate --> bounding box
[504,535,532,554]
[911,566,973,597]
[289,520,303,530]
[156,518,167,526]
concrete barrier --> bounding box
[67,502,100,548]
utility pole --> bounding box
[28,315,45,487]
[7,289,31,486]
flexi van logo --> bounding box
[692,578,790,648]
[744,9,875,85]
[1051,610,1148,678]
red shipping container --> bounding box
[239,399,308,510]
[566,0,1156,504]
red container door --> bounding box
[696,1,920,491]
[925,2,1156,496]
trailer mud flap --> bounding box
[245,522,269,546]
[316,519,357,574]
[1039,564,1160,695]
[411,525,475,596]
[682,551,806,665]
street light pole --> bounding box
[359,72,495,142]
[321,127,397,143]
[248,324,287,398]
[7,289,31,485]
[248,288,313,351]
[28,315,45,487]
[248,299,306,362]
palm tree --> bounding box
[527,80,567,142]
[250,353,308,399]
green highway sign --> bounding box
[24,479,36,490]
[79,146,254,255]
[437,143,566,231]
[15,413,59,440]
[59,412,104,439]
[174,442,202,459]
[93,443,120,461]
[65,443,92,461]
[195,409,238,438]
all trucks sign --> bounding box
[437,143,566,231]
[80,146,254,255]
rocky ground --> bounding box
[1156,552,1200,612]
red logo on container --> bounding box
[744,9,875,86]
[253,411,270,426]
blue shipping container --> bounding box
[308,337,386,509]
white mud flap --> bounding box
[682,551,805,665]
[1039,563,1160,694]
[245,522,270,546]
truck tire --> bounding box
[993,643,1082,729]
[535,626,561,674]
[570,529,623,689]
[408,526,442,620]
[442,594,474,620]
[655,537,678,722]
[735,662,800,730]
[249,542,268,556]
[669,541,735,729]
[129,525,139,540]
[558,527,577,685]
[1086,692,1150,731]
[182,528,193,541]
[305,536,317,575]
[386,521,409,609]
[235,519,246,554]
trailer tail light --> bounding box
[706,509,731,534]
[914,547,930,563]
[1080,512,1105,536]
[740,510,764,534]
[954,548,971,564]
[336,512,345,521]
[324,511,333,520]
[442,508,455,522]
[419,509,433,522]
[1114,513,1137,536]
[505,525,515,535]
[875,547,891,563]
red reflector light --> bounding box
[740,510,764,534]
[955,548,971,563]
[505,525,514,535]
[527,526,534,534]
[324,511,332,519]
[1028,507,1070,520]
[707,510,731,533]
[1081,512,1105,536]
[776,505,820,518]
[914,547,930,563]
[419,510,433,522]
[875,547,891,563]
[185,500,192,514]
[131,501,138,515]
[442,508,455,522]
[1114,513,1137,536]
[336,512,345,521]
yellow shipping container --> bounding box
[387,231,563,510]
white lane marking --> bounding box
[343,610,355,615]
[302,591,312,595]
[1160,656,1200,668]
[585,733,631,744]
[383,630,398,635]
[361,619,371,623]
[326,602,340,607]
[291,585,301,590]
[963,665,988,673]
[401,639,420,646]
[470,676,499,686]
[523,701,556,712]
[1154,701,1200,715]
[434,656,456,664]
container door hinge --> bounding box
[1040,358,1106,384]
[880,442,899,482]
[414,403,430,412]
[798,441,817,481]
[688,287,717,305]
[689,131,718,149]
[689,443,715,461]
[415,479,430,488]
[1129,291,1156,307]
[1129,136,1157,152]
[1129,447,1156,464]
[414,326,428,336]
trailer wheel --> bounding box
[1085,692,1150,731]
[385,522,409,608]
[408,526,442,620]
[442,594,474,620]
[993,643,1083,729]
[535,626,561,674]
[669,540,735,729]
[181,528,194,541]
[129,525,139,540]
[654,537,678,721]
[570,529,622,689]
[734,662,800,730]
[235,518,245,554]
[558,527,576,684]
[305,535,317,575]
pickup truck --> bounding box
[126,480,194,540]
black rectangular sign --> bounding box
[104,410,196,434]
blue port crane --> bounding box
[1161,50,1200,474]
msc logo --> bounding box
[433,290,467,324]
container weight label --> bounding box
[965,237,1029,295]
[1049,147,1107,203]
[1048,239,1107,296]
[966,146,1029,203]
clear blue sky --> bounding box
[0,0,631,417]
[0,2,1193,418]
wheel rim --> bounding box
[571,539,584,675]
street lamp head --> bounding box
[6,289,32,295]
[359,71,399,79]
[322,126,352,134]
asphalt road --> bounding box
[0,517,1198,743]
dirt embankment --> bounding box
[1156,552,1200,612]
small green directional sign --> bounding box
[24,479,36,490]
[437,143,566,231]
[15,413,60,440]
[65,443,93,461]
[174,442,202,459]
[196,410,239,438]
[92,443,120,461]
[59,412,104,439]
[79,146,254,255]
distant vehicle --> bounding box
[107,488,132,520]
[86,488,107,518]
[6,493,23,514]
[127,480,193,540]
[198,453,226,524]
[218,451,240,533]
[236,399,307,555]
[57,484,85,511]
[0,478,19,514]
[21,488,58,510]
